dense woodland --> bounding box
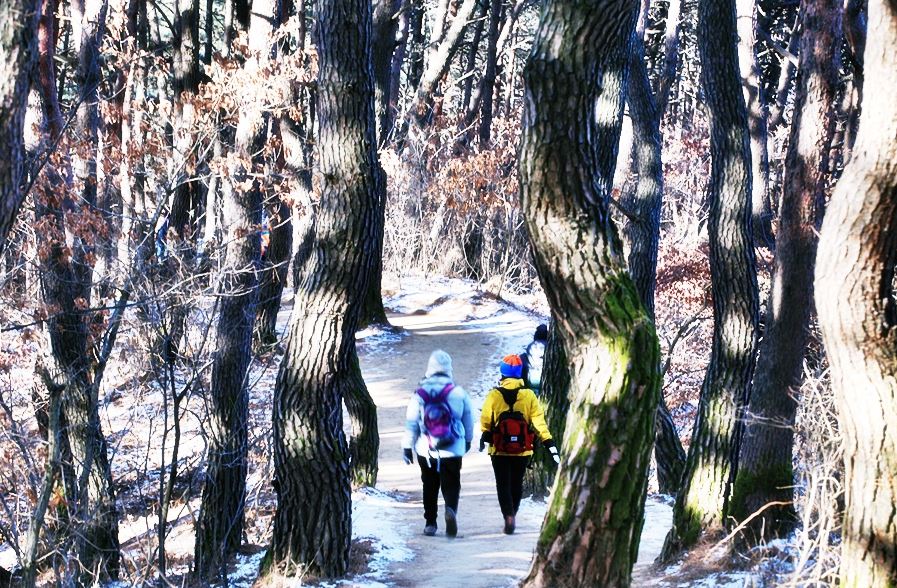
[0,0,894,585]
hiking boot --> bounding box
[423,524,437,536]
[445,507,458,537]
[503,515,516,535]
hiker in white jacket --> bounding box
[402,349,473,537]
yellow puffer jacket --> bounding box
[480,378,552,456]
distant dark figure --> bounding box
[403,350,474,537]
[521,324,548,394]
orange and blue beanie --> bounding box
[500,354,524,378]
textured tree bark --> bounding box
[266,0,382,576]
[150,0,203,374]
[387,2,409,132]
[37,0,122,581]
[661,0,760,559]
[654,0,681,113]
[621,34,686,496]
[815,3,897,586]
[460,0,486,116]
[518,2,662,586]
[476,0,501,145]
[255,198,293,347]
[669,0,700,129]
[730,0,841,544]
[192,0,273,578]
[405,0,478,135]
[345,353,379,487]
[0,0,39,254]
[736,0,774,247]
[372,0,400,144]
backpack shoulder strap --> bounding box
[415,388,429,403]
[438,383,455,400]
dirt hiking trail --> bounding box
[354,285,671,587]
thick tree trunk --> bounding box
[267,0,382,576]
[344,353,379,487]
[661,0,760,559]
[192,0,273,578]
[730,0,841,544]
[736,0,774,247]
[621,34,686,496]
[38,1,123,581]
[518,2,662,586]
[0,0,38,254]
[815,3,897,586]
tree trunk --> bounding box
[661,0,760,559]
[730,0,841,544]
[150,0,203,374]
[0,0,38,254]
[518,2,662,586]
[736,0,774,248]
[654,0,681,113]
[669,0,700,129]
[476,0,501,145]
[255,197,293,347]
[344,353,379,487]
[266,0,382,576]
[460,0,486,116]
[621,33,687,496]
[39,0,123,581]
[815,3,897,586]
[406,0,478,134]
[192,0,273,578]
[767,20,800,132]
[387,1,410,135]
[372,0,400,144]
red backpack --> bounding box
[491,388,534,454]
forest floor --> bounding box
[356,277,672,587]
[0,272,777,586]
[342,275,764,587]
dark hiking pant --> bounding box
[418,455,462,526]
[490,455,529,517]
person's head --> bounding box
[426,349,453,378]
[500,354,524,379]
[534,324,548,342]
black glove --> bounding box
[479,430,491,452]
[465,440,471,453]
[403,448,413,465]
[543,439,560,464]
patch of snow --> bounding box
[351,487,414,577]
[214,550,266,588]
[689,571,754,587]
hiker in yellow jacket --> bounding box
[479,354,559,534]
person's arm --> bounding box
[403,395,421,450]
[479,391,495,451]
[461,389,474,444]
